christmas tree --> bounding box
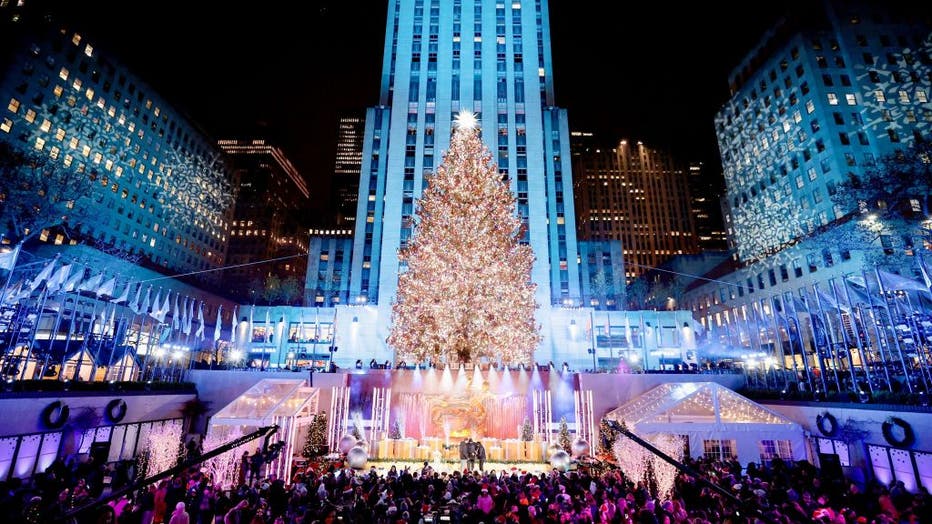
[303,411,329,458]
[388,111,540,365]
[558,417,572,452]
[520,417,534,442]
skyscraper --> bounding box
[332,116,365,228]
[687,162,728,252]
[349,0,580,311]
[218,138,309,302]
[572,134,698,282]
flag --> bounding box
[96,276,116,298]
[184,298,194,335]
[45,264,72,294]
[919,252,932,292]
[78,272,103,294]
[62,267,84,293]
[105,304,116,336]
[110,279,132,304]
[172,293,181,330]
[213,304,223,342]
[158,324,172,344]
[0,243,21,271]
[139,286,151,316]
[2,281,23,304]
[878,269,930,294]
[153,290,171,323]
[249,306,255,342]
[147,289,160,319]
[195,302,205,340]
[128,283,142,313]
[27,257,58,292]
[265,309,271,343]
[230,306,238,346]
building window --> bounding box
[0,118,11,133]
[845,93,856,105]
[827,93,839,105]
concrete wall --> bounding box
[0,391,195,437]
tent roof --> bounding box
[211,378,318,427]
[604,382,800,428]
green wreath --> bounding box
[105,398,127,423]
[41,401,70,429]
[816,411,838,437]
[882,417,914,448]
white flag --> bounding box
[230,306,238,346]
[77,272,104,294]
[0,243,21,271]
[139,286,151,315]
[96,276,116,298]
[45,264,72,294]
[147,289,160,318]
[213,304,223,342]
[27,257,58,292]
[153,290,171,323]
[172,293,181,330]
[195,302,205,340]
[128,283,143,313]
[111,280,132,304]
[62,267,85,293]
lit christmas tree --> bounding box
[388,111,540,365]
[303,411,329,458]
[558,416,572,452]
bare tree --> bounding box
[0,141,94,242]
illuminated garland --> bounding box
[388,113,540,365]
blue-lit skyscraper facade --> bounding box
[350,0,580,308]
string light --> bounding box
[388,119,540,365]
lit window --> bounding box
[53,85,63,97]
[154,107,160,117]
[793,110,801,123]
[845,93,856,105]
[0,118,11,133]
[49,146,59,159]
[918,90,928,103]
[71,33,81,45]
[34,137,45,150]
[827,93,838,105]
[538,67,545,77]
[84,43,93,57]
[81,145,90,157]
[39,119,51,132]
[69,137,78,148]
[93,152,102,164]
[59,67,68,80]
[805,100,815,113]
[7,98,20,112]
[875,90,885,102]
[105,159,113,170]
[55,128,65,140]
[24,108,36,123]
[63,154,73,167]
[898,91,910,103]
[115,166,123,177]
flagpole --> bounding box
[766,295,787,390]
[18,285,50,381]
[785,291,814,393]
[828,278,859,394]
[38,292,68,380]
[87,297,106,382]
[840,275,874,395]
[774,295,800,389]
[111,305,131,382]
[0,241,23,304]
[58,297,80,381]
[875,267,914,393]
[71,299,94,382]
[812,283,843,392]
[900,291,931,392]
[860,269,893,392]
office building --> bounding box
[0,12,234,287]
[332,116,365,227]
[687,162,728,252]
[572,134,698,282]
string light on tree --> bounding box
[388,111,540,365]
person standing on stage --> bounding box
[458,438,469,471]
[466,438,476,471]
[475,440,486,471]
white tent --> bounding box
[604,382,805,466]
[210,379,320,482]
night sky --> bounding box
[47,1,782,221]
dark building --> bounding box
[571,132,699,283]
[687,161,728,252]
[218,138,309,302]
[332,115,364,228]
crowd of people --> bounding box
[1,444,930,524]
